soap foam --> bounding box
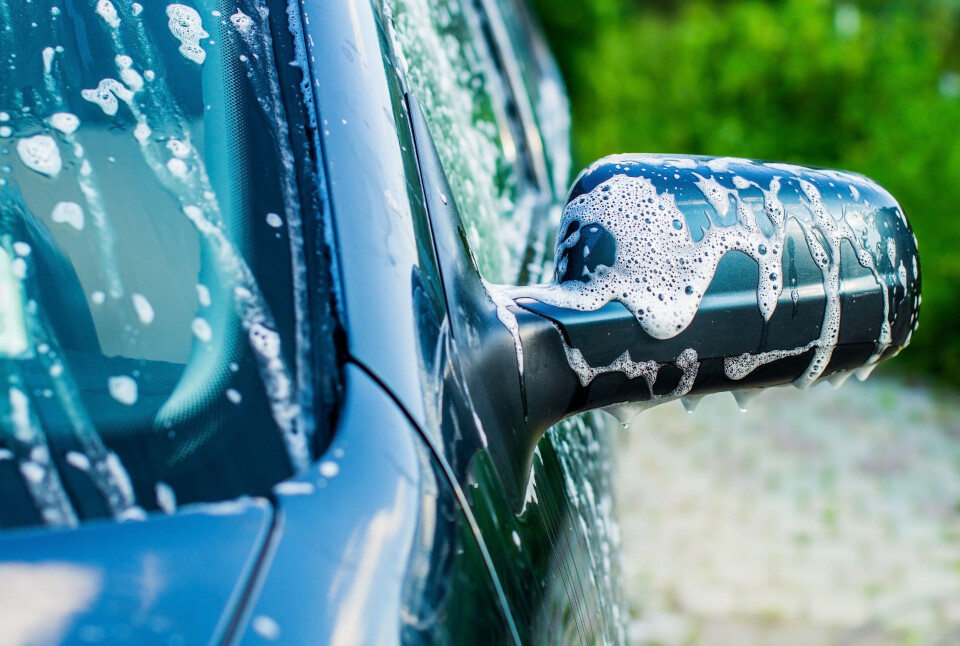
[16,135,62,177]
[166,4,208,65]
[513,171,786,340]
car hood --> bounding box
[0,497,273,644]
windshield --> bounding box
[0,0,319,529]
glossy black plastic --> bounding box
[519,155,920,416]
[413,148,921,506]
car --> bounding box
[0,0,920,644]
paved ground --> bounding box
[615,377,960,646]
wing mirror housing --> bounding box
[509,154,920,425]
[408,95,920,505]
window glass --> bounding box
[0,0,315,529]
[491,0,571,199]
[384,0,529,283]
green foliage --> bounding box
[532,0,960,385]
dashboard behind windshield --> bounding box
[0,0,323,529]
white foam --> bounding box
[48,112,79,135]
[131,293,154,324]
[108,376,138,405]
[249,323,280,359]
[511,172,785,340]
[166,139,190,158]
[51,202,84,230]
[318,460,339,478]
[230,9,254,33]
[16,135,61,177]
[155,482,177,514]
[81,78,134,116]
[133,121,151,146]
[166,4,208,65]
[166,158,187,178]
[274,481,314,496]
[42,47,56,74]
[65,451,90,471]
[485,281,524,375]
[723,175,906,386]
[196,284,211,306]
[119,66,143,92]
[20,461,45,484]
[96,0,120,28]
[603,349,700,425]
[564,346,660,389]
[252,615,281,641]
[725,341,817,380]
[191,317,212,342]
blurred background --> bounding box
[529,1,960,643]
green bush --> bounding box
[533,0,960,385]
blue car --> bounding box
[0,0,919,644]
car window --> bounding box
[386,1,626,641]
[0,0,325,530]
[383,0,535,283]
[489,0,571,201]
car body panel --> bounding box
[0,0,625,643]
[296,0,624,642]
[0,499,272,644]
[297,0,438,431]
[238,363,518,644]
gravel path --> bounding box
[615,377,960,646]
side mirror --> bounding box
[407,95,920,505]
[507,154,920,423]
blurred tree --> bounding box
[532,0,960,384]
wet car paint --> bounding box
[237,364,518,644]
[274,0,625,642]
[0,0,622,642]
[0,498,273,643]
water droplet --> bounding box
[827,370,854,389]
[732,388,761,412]
[855,362,878,382]
[318,460,339,478]
[680,395,703,413]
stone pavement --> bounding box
[615,378,960,646]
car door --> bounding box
[381,0,626,642]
